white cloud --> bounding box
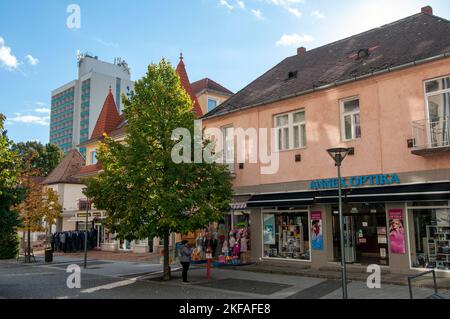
[236,0,245,9]
[35,101,47,107]
[276,33,314,46]
[219,0,234,10]
[269,0,305,6]
[251,9,264,20]
[25,54,39,66]
[94,37,119,48]
[8,114,50,126]
[331,0,424,41]
[311,10,325,19]
[288,8,302,17]
[34,108,50,114]
[0,37,19,70]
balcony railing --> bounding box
[412,117,450,153]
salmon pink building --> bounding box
[202,6,450,275]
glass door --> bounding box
[344,216,357,263]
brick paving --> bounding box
[34,249,161,263]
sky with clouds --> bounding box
[1,0,449,144]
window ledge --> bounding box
[276,147,307,153]
[412,146,450,157]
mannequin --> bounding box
[222,240,229,255]
[240,235,248,253]
[229,236,236,254]
[195,233,205,258]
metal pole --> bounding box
[337,161,348,299]
[84,199,88,269]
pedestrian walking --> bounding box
[179,240,193,283]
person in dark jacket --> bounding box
[179,240,193,283]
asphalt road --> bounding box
[0,260,242,299]
[0,259,447,299]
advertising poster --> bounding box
[263,214,276,245]
[388,209,406,254]
[311,211,323,250]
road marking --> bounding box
[81,278,137,294]
[0,272,55,277]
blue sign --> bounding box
[309,173,400,190]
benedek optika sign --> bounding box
[309,173,401,190]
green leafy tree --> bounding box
[12,141,63,177]
[85,60,233,280]
[0,114,23,259]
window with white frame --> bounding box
[91,150,97,165]
[222,126,235,173]
[340,98,361,141]
[425,76,450,147]
[208,98,218,112]
[275,110,306,151]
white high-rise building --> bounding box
[50,54,134,156]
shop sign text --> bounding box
[309,173,400,190]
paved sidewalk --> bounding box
[228,261,450,290]
[34,249,161,263]
[162,267,450,299]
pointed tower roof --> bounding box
[176,52,203,117]
[42,149,85,185]
[90,88,123,140]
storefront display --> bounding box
[263,209,310,261]
[411,203,450,271]
[191,211,251,265]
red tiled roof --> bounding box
[176,53,203,117]
[191,78,233,96]
[90,89,123,140]
[75,163,103,177]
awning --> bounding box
[246,182,450,207]
[247,191,316,208]
[230,202,247,210]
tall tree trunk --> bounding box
[163,230,171,281]
[26,226,31,263]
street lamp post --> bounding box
[82,188,90,269]
[327,147,351,300]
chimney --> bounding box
[421,5,433,15]
[297,47,306,55]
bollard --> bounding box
[206,249,212,280]
[207,259,211,280]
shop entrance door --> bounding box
[343,216,357,263]
[333,204,389,266]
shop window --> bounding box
[411,206,450,271]
[263,211,310,261]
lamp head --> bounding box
[327,147,351,166]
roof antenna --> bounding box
[180,50,183,61]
